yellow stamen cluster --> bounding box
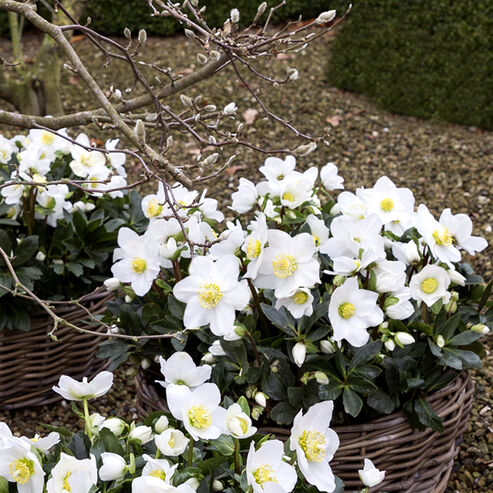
[188,405,212,429]
[9,458,34,485]
[299,430,326,462]
[168,435,175,448]
[146,197,163,218]
[131,257,147,274]
[272,254,297,279]
[338,302,356,319]
[433,227,453,247]
[149,469,166,480]
[293,291,309,305]
[282,191,295,202]
[253,464,277,485]
[63,472,72,492]
[380,198,394,212]
[421,277,438,294]
[80,152,93,168]
[246,238,262,259]
[198,283,223,309]
[41,131,55,146]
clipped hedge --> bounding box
[328,0,493,130]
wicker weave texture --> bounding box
[0,290,112,409]
[136,372,473,493]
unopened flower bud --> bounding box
[140,359,150,370]
[234,325,245,337]
[201,353,215,365]
[180,94,193,107]
[316,10,337,24]
[251,405,263,420]
[134,119,146,142]
[213,479,224,491]
[287,67,299,81]
[203,153,219,166]
[35,251,46,262]
[154,415,169,433]
[196,53,208,64]
[129,425,152,444]
[384,339,395,352]
[123,27,131,38]
[104,277,121,292]
[254,2,267,22]
[395,332,415,346]
[99,452,127,481]
[300,372,310,385]
[254,392,267,408]
[292,341,307,367]
[230,8,240,23]
[333,274,345,287]
[138,29,147,44]
[471,323,489,335]
[124,295,133,303]
[314,371,329,385]
[209,50,221,62]
[320,340,336,354]
[294,142,317,157]
[185,477,200,489]
[100,417,126,436]
[286,210,297,220]
[184,29,195,39]
[223,102,237,115]
[436,335,445,348]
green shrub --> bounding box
[328,0,493,130]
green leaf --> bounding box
[414,398,444,432]
[347,375,377,394]
[66,262,84,277]
[287,387,304,408]
[319,380,343,401]
[260,303,295,335]
[445,348,482,369]
[100,428,125,456]
[69,432,90,459]
[237,396,250,416]
[478,279,493,312]
[12,236,39,267]
[342,387,363,417]
[0,476,8,493]
[449,330,482,346]
[367,389,395,414]
[349,341,382,370]
[211,434,235,456]
[431,298,443,315]
[197,456,229,475]
[270,401,298,425]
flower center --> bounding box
[282,191,295,202]
[198,283,223,309]
[380,198,394,212]
[41,131,55,146]
[433,227,453,247]
[299,430,326,462]
[168,435,175,448]
[312,235,320,246]
[146,197,163,218]
[277,174,284,181]
[80,152,93,168]
[246,238,262,259]
[149,469,166,480]
[253,464,277,485]
[131,257,147,274]
[293,291,309,305]
[9,458,34,485]
[63,471,72,492]
[272,254,297,279]
[188,405,212,429]
[421,277,438,294]
[338,302,356,319]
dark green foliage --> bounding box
[328,0,493,129]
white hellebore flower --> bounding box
[358,458,385,487]
[155,428,188,457]
[416,205,461,267]
[142,454,177,483]
[275,288,314,319]
[0,439,45,493]
[292,342,307,368]
[289,401,340,493]
[385,288,415,320]
[409,264,451,307]
[46,453,97,493]
[157,352,211,389]
[246,440,297,493]
[243,213,268,279]
[142,182,166,220]
[373,260,407,293]
[231,178,259,214]
[259,155,297,184]
[99,452,127,481]
[52,371,113,401]
[328,277,384,347]
[111,228,161,296]
[21,432,60,452]
[226,403,257,438]
[69,133,107,178]
[173,255,250,337]
[132,476,195,493]
[306,214,330,249]
[254,230,320,298]
[129,425,153,445]
[320,162,344,191]
[166,383,226,440]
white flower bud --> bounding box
[314,371,329,385]
[166,135,174,148]
[436,335,445,348]
[448,269,466,286]
[108,324,120,334]
[230,8,240,23]
[287,67,299,81]
[316,10,337,24]
[138,29,147,44]
[223,102,238,115]
[140,359,150,370]
[471,323,489,335]
[213,479,224,491]
[320,340,336,354]
[292,342,307,367]
[185,477,200,490]
[384,339,395,352]
[209,50,221,62]
[184,29,195,39]
[196,53,208,64]
[255,2,267,20]
[124,295,133,303]
[203,153,219,166]
[134,119,146,142]
[128,425,153,444]
[180,94,193,107]
[154,415,169,434]
[123,27,131,38]
[189,0,198,6]
[294,141,317,157]
[35,251,46,262]
[201,353,215,365]
[394,332,415,346]
[251,405,263,420]
[89,413,105,428]
[204,104,217,112]
[254,392,268,408]
[358,458,385,487]
[100,417,126,436]
[104,277,121,292]
[99,452,127,481]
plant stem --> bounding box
[234,438,241,474]
[188,437,194,466]
[82,397,92,440]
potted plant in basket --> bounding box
[0,129,146,409]
[101,156,491,491]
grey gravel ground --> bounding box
[0,29,491,492]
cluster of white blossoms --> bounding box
[108,155,488,348]
[0,130,127,227]
[0,362,383,493]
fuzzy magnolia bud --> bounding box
[184,29,195,39]
[138,29,147,44]
[123,27,131,38]
[254,2,267,22]
[203,153,219,166]
[230,8,240,23]
[292,341,307,367]
[196,53,208,64]
[134,120,146,142]
[395,332,415,346]
[189,0,199,6]
[294,142,317,157]
[287,67,299,81]
[254,392,268,408]
[223,102,238,115]
[180,94,193,107]
[316,10,337,24]
[436,335,445,348]
[209,50,221,62]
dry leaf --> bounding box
[276,53,291,60]
[70,35,85,45]
[326,115,342,127]
[243,108,259,125]
[69,76,80,86]
[225,165,247,176]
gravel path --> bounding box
[0,30,491,492]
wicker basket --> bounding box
[136,371,473,493]
[0,290,112,409]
